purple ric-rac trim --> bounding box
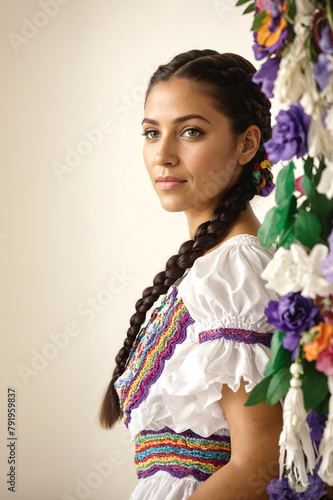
[115,287,195,427]
[199,328,272,347]
[137,464,220,482]
[135,426,231,481]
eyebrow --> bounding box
[141,114,211,125]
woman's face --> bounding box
[142,78,245,215]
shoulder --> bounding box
[177,234,279,332]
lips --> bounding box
[156,176,185,182]
[156,176,186,191]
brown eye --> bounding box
[183,128,201,138]
[142,130,160,139]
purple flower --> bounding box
[264,103,311,163]
[252,57,281,98]
[306,409,328,448]
[319,24,333,55]
[266,477,296,499]
[265,293,321,335]
[253,27,290,60]
[321,227,333,282]
[266,473,327,500]
[297,470,327,500]
[253,0,291,60]
[265,292,321,357]
[314,53,332,91]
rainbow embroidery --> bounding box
[135,427,231,481]
[114,287,194,426]
[199,327,272,347]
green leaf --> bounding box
[314,158,328,188]
[301,175,313,198]
[267,366,291,406]
[236,0,253,6]
[275,195,297,229]
[244,375,272,406]
[244,2,255,14]
[327,0,333,32]
[299,198,310,211]
[302,360,328,412]
[294,209,321,248]
[258,194,297,249]
[264,331,292,377]
[303,156,314,180]
[315,394,329,416]
[277,224,296,249]
[304,32,318,63]
[275,162,295,206]
[251,10,266,31]
[283,0,296,24]
[310,190,333,241]
[257,206,281,248]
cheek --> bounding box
[143,147,153,176]
[187,147,214,176]
[143,145,149,167]
[190,146,231,179]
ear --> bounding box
[238,125,261,165]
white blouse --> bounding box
[114,234,279,500]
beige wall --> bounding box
[1,1,277,499]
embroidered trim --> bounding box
[114,287,194,426]
[135,427,231,481]
[199,327,272,347]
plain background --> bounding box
[1,1,279,499]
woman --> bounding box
[100,49,283,500]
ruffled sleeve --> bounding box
[158,235,280,436]
[177,234,277,335]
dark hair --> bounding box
[99,49,272,429]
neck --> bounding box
[185,203,261,250]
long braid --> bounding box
[100,50,272,429]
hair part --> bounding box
[99,49,272,429]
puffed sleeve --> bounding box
[160,235,280,436]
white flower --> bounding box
[299,65,321,117]
[307,111,333,163]
[295,0,314,19]
[273,4,318,113]
[326,107,333,135]
[261,243,333,298]
[273,33,308,107]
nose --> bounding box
[154,135,179,167]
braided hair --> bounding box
[99,49,272,428]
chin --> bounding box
[159,199,187,213]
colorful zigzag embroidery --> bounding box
[114,287,194,426]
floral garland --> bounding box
[236,0,333,498]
